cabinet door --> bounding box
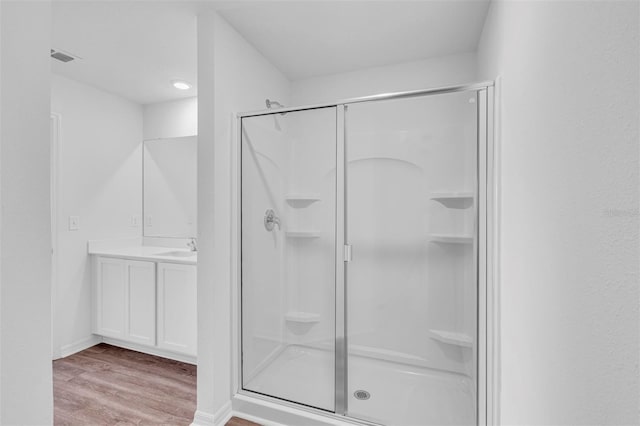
[95,257,126,338]
[125,260,156,346]
[157,263,197,356]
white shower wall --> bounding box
[283,108,337,350]
[272,52,481,375]
[345,93,477,377]
[288,58,480,378]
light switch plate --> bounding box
[130,215,141,227]
[69,216,80,231]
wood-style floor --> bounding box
[53,343,260,426]
[226,417,261,426]
[54,343,197,425]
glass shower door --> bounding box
[241,107,337,411]
[345,91,479,425]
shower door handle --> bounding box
[343,244,352,262]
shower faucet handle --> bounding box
[264,209,281,231]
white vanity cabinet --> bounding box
[91,251,197,362]
[94,257,127,339]
[126,260,157,346]
[157,263,197,355]
[94,257,156,345]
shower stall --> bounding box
[236,83,494,426]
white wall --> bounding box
[0,1,53,423]
[291,52,476,105]
[196,10,291,424]
[143,97,197,140]
[51,74,144,357]
[478,1,639,424]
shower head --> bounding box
[265,99,285,109]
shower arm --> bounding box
[265,99,286,109]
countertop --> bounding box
[88,245,197,265]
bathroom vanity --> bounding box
[89,244,197,363]
[87,135,199,364]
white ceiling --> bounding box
[52,1,199,105]
[51,0,490,105]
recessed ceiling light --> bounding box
[172,80,192,90]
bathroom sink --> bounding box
[157,250,197,258]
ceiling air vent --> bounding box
[50,49,78,63]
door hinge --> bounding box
[343,244,352,262]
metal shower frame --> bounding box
[232,81,497,426]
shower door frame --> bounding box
[232,82,497,426]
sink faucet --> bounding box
[187,238,197,252]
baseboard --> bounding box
[57,335,103,359]
[191,401,232,426]
[192,410,216,426]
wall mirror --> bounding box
[143,136,197,238]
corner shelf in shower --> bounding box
[428,234,474,245]
[284,311,321,323]
[430,192,474,209]
[285,193,320,208]
[428,329,473,348]
[285,230,321,239]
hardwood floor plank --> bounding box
[76,372,196,419]
[76,368,194,403]
[54,408,86,426]
[102,365,196,401]
[54,393,87,414]
[52,361,87,381]
[56,376,189,425]
[82,346,196,386]
[57,353,112,372]
[55,385,157,424]
[225,416,262,426]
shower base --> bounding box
[243,345,475,426]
